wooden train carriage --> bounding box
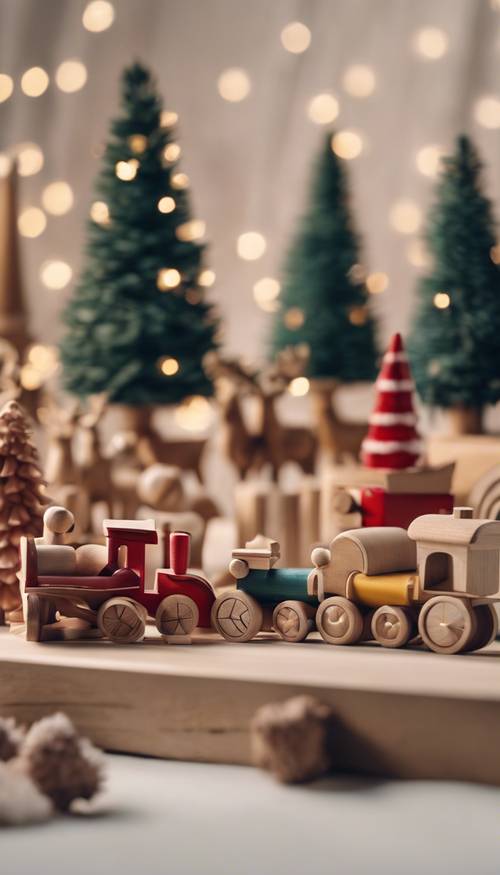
[213,508,500,653]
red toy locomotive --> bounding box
[20,518,215,644]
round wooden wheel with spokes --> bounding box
[155,594,199,640]
[97,597,146,644]
[211,591,263,642]
[371,605,413,649]
[316,596,364,646]
[418,596,476,655]
[273,600,315,643]
[463,604,498,652]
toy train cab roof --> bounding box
[408,507,500,598]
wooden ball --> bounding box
[43,506,75,535]
[311,547,331,567]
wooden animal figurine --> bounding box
[204,353,265,479]
[211,506,499,655]
[309,378,367,465]
[206,349,317,481]
[19,513,216,645]
[110,404,207,483]
[74,393,114,522]
[256,348,317,480]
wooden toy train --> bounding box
[19,506,499,655]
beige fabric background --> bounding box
[2,0,500,362]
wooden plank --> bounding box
[1,630,499,784]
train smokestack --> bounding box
[170,531,190,575]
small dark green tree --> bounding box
[408,135,500,434]
[272,132,378,382]
[60,63,217,406]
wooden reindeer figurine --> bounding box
[256,348,317,481]
[74,393,115,521]
[110,405,207,483]
[309,378,368,464]
[204,353,266,479]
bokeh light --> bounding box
[115,159,138,181]
[474,96,500,129]
[171,172,189,189]
[280,21,311,54]
[331,130,363,160]
[42,181,74,215]
[160,356,180,376]
[389,199,422,234]
[55,60,87,93]
[21,67,49,97]
[157,268,181,290]
[342,64,376,97]
[288,377,310,396]
[0,74,13,103]
[82,1,115,32]
[198,269,216,287]
[308,93,339,124]
[366,272,389,294]
[176,220,206,242]
[434,292,451,309]
[40,260,73,290]
[416,144,445,177]
[413,27,449,59]
[163,143,181,163]
[158,196,176,213]
[128,134,148,154]
[284,307,305,329]
[18,207,46,238]
[90,200,110,225]
[217,68,251,102]
[253,277,281,310]
[16,143,44,176]
[237,232,267,260]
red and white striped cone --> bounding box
[361,333,422,469]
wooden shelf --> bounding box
[1,628,499,784]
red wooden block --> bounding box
[360,487,454,529]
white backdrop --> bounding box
[2,0,500,366]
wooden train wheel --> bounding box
[371,605,413,649]
[155,595,199,641]
[211,591,263,643]
[463,605,498,652]
[316,596,363,646]
[418,596,476,655]
[97,597,146,644]
[273,600,315,643]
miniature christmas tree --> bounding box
[408,135,500,434]
[0,400,48,620]
[272,132,378,382]
[361,333,422,469]
[60,63,218,406]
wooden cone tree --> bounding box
[0,400,48,620]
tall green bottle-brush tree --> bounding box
[60,63,218,406]
[408,135,500,435]
[272,132,378,383]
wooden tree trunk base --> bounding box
[446,406,483,436]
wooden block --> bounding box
[278,493,301,567]
[322,462,455,495]
[427,434,500,503]
[234,481,278,546]
[1,629,499,785]
[298,477,321,565]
